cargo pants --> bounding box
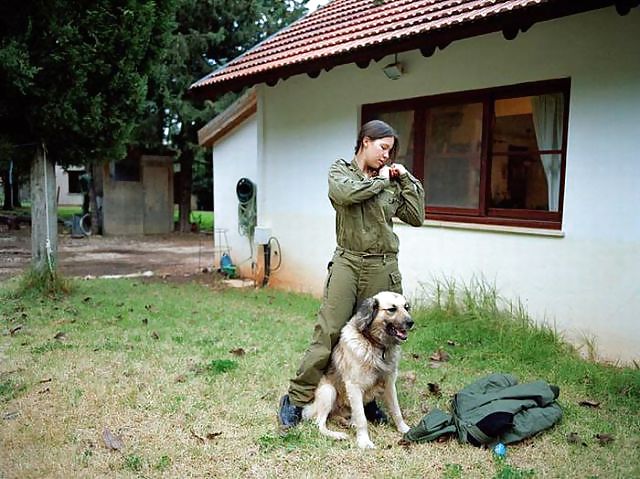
[288,246,403,406]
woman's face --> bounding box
[361,136,395,171]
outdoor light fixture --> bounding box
[383,54,404,80]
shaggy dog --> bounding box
[302,291,414,449]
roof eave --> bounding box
[189,0,626,101]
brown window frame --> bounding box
[362,78,571,230]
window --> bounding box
[112,155,140,182]
[362,79,570,229]
[67,170,86,194]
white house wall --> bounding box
[54,165,83,206]
[251,7,640,362]
[212,115,259,276]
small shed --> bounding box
[101,150,175,235]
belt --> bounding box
[336,246,397,260]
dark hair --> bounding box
[354,119,399,161]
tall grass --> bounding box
[413,278,639,407]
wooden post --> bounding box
[30,144,58,273]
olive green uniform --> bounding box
[288,158,425,406]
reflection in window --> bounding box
[425,103,482,209]
[378,110,414,172]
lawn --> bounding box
[1,277,638,478]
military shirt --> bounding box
[328,158,425,254]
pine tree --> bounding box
[0,0,177,281]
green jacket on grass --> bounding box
[405,373,563,446]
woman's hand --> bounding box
[391,163,407,176]
[378,165,391,179]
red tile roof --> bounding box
[190,0,619,98]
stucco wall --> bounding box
[212,115,259,277]
[55,165,83,206]
[253,7,640,362]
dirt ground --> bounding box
[0,226,217,282]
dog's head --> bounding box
[353,291,414,345]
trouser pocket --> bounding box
[389,270,403,293]
[323,261,334,299]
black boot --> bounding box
[364,400,388,425]
[278,394,302,429]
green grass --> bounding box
[173,206,214,232]
[57,205,83,221]
[0,277,638,478]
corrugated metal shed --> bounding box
[190,0,629,98]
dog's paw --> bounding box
[357,435,376,450]
[397,422,410,434]
[333,431,349,441]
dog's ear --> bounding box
[352,297,379,331]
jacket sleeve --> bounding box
[395,172,425,226]
[328,160,390,206]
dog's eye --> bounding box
[386,306,397,313]
[405,303,411,311]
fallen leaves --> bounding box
[578,399,600,408]
[430,348,450,362]
[566,432,615,447]
[427,382,442,396]
[429,348,450,368]
[9,324,23,335]
[566,432,587,446]
[594,433,615,446]
[2,411,19,421]
[191,428,223,443]
[102,427,124,451]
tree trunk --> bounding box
[30,145,58,274]
[89,163,100,235]
[12,178,21,208]
[178,149,193,232]
[1,168,12,210]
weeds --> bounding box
[13,267,71,298]
[124,454,143,472]
[0,379,26,402]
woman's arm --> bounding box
[328,160,390,206]
[395,172,425,227]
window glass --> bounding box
[424,103,483,208]
[491,94,564,212]
[67,170,86,194]
[113,156,140,182]
[377,110,414,172]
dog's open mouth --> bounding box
[386,323,408,341]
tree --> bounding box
[0,0,177,280]
[140,0,307,232]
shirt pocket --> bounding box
[380,189,399,220]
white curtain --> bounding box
[531,94,563,212]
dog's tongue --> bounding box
[395,328,407,341]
